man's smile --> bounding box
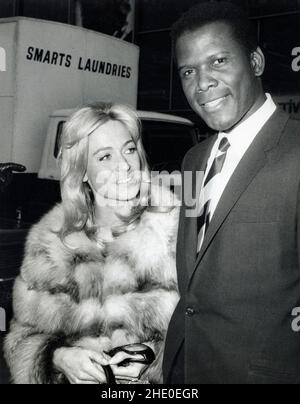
[199,95,230,112]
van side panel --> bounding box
[0,98,15,161]
[0,22,15,95]
[84,30,139,107]
[13,20,86,172]
[0,22,16,163]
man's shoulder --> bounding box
[266,111,300,173]
[257,107,300,153]
[271,107,299,136]
[183,135,216,168]
[278,112,300,151]
[283,116,300,137]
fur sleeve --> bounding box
[12,204,104,336]
[4,205,104,383]
[4,321,68,384]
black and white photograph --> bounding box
[0,0,300,387]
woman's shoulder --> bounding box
[26,203,65,245]
[36,203,64,228]
[21,204,103,286]
[25,203,97,258]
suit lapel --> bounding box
[189,109,289,282]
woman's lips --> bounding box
[117,174,136,185]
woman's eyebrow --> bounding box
[93,146,112,156]
[122,140,135,148]
[93,140,134,156]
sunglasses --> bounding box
[102,343,156,384]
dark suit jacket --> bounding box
[163,109,300,384]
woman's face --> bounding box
[85,119,142,203]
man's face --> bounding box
[176,22,264,132]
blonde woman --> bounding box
[4,103,180,384]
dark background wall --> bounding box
[0,0,299,124]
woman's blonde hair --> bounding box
[59,102,151,242]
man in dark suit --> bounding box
[163,1,300,384]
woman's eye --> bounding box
[125,147,137,155]
[98,154,111,162]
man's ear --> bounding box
[250,47,265,77]
[83,173,88,182]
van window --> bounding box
[54,121,65,158]
[141,121,195,173]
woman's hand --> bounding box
[108,342,156,383]
[109,351,149,383]
[53,347,111,384]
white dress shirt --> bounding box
[202,93,277,220]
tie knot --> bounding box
[218,137,230,153]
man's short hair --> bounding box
[171,1,258,55]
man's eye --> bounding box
[213,58,227,66]
[99,154,111,162]
[181,69,195,78]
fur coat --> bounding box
[4,186,180,384]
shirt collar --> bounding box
[219,93,277,149]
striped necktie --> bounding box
[197,137,230,252]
